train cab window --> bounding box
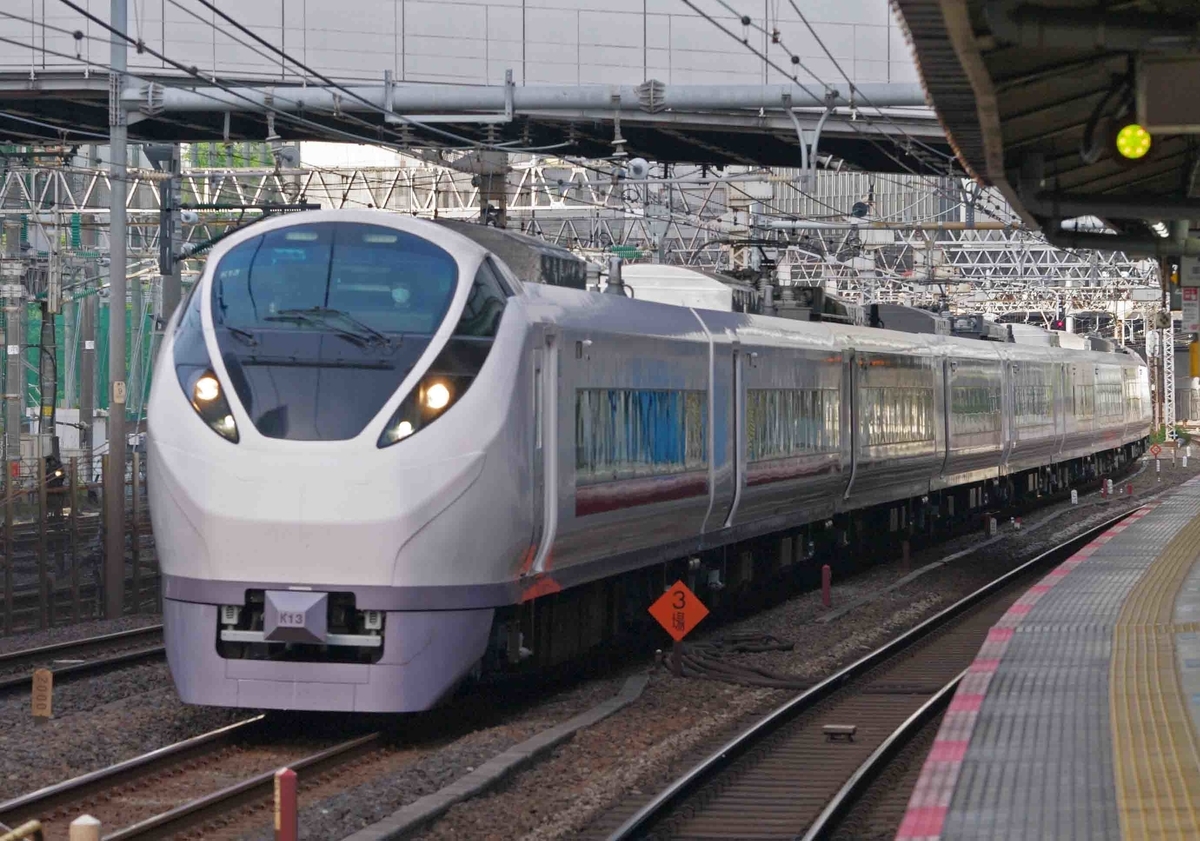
[486,257,520,296]
[377,257,513,448]
[207,222,461,441]
[454,259,508,338]
[213,223,458,336]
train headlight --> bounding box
[193,375,221,402]
[424,381,451,410]
[184,368,240,443]
[378,374,471,448]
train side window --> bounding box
[487,257,520,296]
[454,259,508,338]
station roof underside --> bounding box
[0,73,950,173]
[895,0,1200,257]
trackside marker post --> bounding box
[648,580,709,677]
[70,815,101,841]
[275,767,297,841]
[821,564,832,608]
[31,668,52,723]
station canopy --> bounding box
[895,0,1200,257]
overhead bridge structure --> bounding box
[2,74,943,172]
[0,0,947,172]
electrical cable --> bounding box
[188,0,566,154]
[665,632,813,690]
[41,5,481,155]
[786,0,955,164]
[0,110,110,140]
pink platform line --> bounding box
[893,505,1152,840]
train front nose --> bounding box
[150,437,488,586]
[151,438,495,712]
[148,214,517,712]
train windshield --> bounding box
[210,222,460,441]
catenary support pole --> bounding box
[159,144,183,335]
[105,0,128,620]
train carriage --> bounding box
[147,210,1151,713]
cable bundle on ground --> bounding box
[664,632,811,690]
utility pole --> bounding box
[152,143,182,333]
[105,0,128,620]
[79,293,94,482]
[476,152,508,228]
[80,147,98,484]
[2,222,23,470]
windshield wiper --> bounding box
[222,325,259,346]
[272,307,395,348]
[262,312,371,348]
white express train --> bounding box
[146,210,1151,712]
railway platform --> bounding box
[898,476,1200,841]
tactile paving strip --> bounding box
[895,479,1200,841]
[1111,487,1200,840]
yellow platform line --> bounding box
[1112,511,1200,840]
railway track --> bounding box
[0,624,164,693]
[603,512,1130,841]
[0,715,384,839]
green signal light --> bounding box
[1115,123,1152,160]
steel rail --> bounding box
[0,716,264,828]
[799,670,965,841]
[103,732,384,840]
[605,510,1132,840]
[0,625,162,668]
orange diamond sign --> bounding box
[649,580,709,642]
[1151,444,1162,457]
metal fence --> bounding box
[0,452,155,635]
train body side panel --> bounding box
[710,315,845,529]
[537,293,714,572]
[939,340,1005,487]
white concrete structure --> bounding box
[6,1,919,88]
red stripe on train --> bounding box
[575,472,709,516]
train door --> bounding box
[841,346,858,499]
[1060,359,1070,455]
[529,327,559,575]
[722,341,745,528]
[940,357,954,481]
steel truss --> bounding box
[0,158,1162,318]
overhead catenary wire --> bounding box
[45,3,492,154]
[679,1,1141,274]
[184,0,572,155]
[784,0,955,165]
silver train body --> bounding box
[147,210,1152,712]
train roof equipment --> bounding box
[618,265,735,311]
[1008,324,1060,347]
[947,313,1013,342]
[432,220,587,290]
[774,285,864,325]
[866,304,951,336]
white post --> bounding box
[70,814,102,841]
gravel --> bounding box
[0,658,248,802]
[0,613,161,656]
[230,673,633,841]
